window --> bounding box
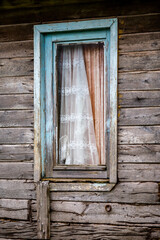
[34,19,118,190]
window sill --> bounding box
[43,178,115,191]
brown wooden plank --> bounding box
[118,107,160,126]
[50,182,159,204]
[0,1,160,26]
[0,94,33,110]
[0,128,33,144]
[0,180,36,199]
[0,199,29,220]
[50,201,160,225]
[0,220,37,239]
[0,40,33,59]
[0,162,33,179]
[118,144,160,163]
[0,24,33,42]
[0,110,33,127]
[0,58,33,77]
[0,144,33,161]
[119,32,160,52]
[119,14,160,34]
[119,51,160,72]
[118,126,160,144]
[37,181,50,239]
[0,76,33,94]
[118,163,160,182]
[51,222,159,240]
[119,71,160,91]
[119,91,160,108]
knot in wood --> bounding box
[105,204,112,212]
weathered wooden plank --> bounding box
[50,201,160,225]
[0,199,29,220]
[0,1,160,26]
[119,71,160,91]
[119,14,160,34]
[0,144,33,161]
[0,110,33,127]
[0,24,33,42]
[0,220,37,239]
[0,40,33,59]
[118,144,160,163]
[51,222,159,240]
[119,32,160,52]
[0,94,33,109]
[118,107,160,125]
[50,182,159,204]
[119,126,160,144]
[119,91,160,108]
[50,182,114,192]
[0,128,33,144]
[0,162,33,179]
[118,163,160,182]
[0,76,33,94]
[0,180,36,199]
[0,58,33,77]
[119,51,160,72]
[37,181,50,239]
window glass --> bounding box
[57,43,105,165]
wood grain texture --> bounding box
[0,110,33,127]
[37,181,50,239]
[0,24,33,42]
[118,163,160,182]
[119,32,160,52]
[0,144,33,161]
[0,180,36,199]
[0,220,37,239]
[0,95,33,110]
[119,126,160,144]
[0,1,160,25]
[0,199,29,220]
[50,201,160,225]
[0,40,33,58]
[0,128,34,144]
[119,14,160,34]
[119,91,160,108]
[119,71,160,90]
[0,162,33,179]
[118,144,160,163]
[0,76,33,94]
[118,107,160,126]
[50,182,159,204]
[119,51,160,72]
[0,58,33,77]
[51,222,160,240]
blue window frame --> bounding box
[34,19,118,190]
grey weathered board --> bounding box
[0,76,33,94]
[0,180,36,199]
[0,162,33,179]
[50,223,160,240]
[0,199,29,220]
[50,182,159,204]
[0,144,33,161]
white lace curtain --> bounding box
[58,43,104,165]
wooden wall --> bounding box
[0,0,160,239]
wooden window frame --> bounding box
[34,19,118,191]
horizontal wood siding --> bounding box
[0,2,160,239]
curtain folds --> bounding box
[58,43,104,165]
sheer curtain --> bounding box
[58,43,104,165]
